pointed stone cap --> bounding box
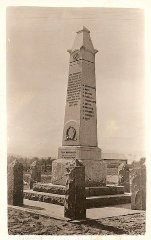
[69,26,98,54]
[76,26,90,34]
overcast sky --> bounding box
[7,7,145,158]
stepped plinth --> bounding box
[24,183,131,208]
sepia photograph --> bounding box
[5,5,147,236]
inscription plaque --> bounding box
[82,84,95,120]
[60,150,76,159]
[67,72,81,107]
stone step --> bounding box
[33,183,66,195]
[24,190,131,208]
[24,190,64,206]
[33,183,124,196]
[86,185,124,196]
[86,193,131,209]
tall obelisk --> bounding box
[52,27,106,187]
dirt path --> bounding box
[8,208,145,235]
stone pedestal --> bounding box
[52,146,106,186]
[51,157,106,187]
[8,160,23,206]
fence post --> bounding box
[64,160,86,220]
[131,159,146,210]
[118,163,130,192]
[29,160,41,189]
[8,160,23,206]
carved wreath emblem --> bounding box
[66,126,77,141]
[72,50,80,61]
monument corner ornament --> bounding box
[52,26,107,187]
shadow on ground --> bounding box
[71,219,128,235]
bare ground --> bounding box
[8,208,145,235]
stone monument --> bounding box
[52,26,106,187]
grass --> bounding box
[8,208,145,235]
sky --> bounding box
[7,7,145,159]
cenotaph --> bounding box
[51,26,106,187]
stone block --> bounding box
[106,175,118,185]
[83,159,106,186]
[51,158,106,187]
[51,159,75,185]
[131,160,146,210]
[8,160,23,206]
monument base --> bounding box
[51,146,107,187]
